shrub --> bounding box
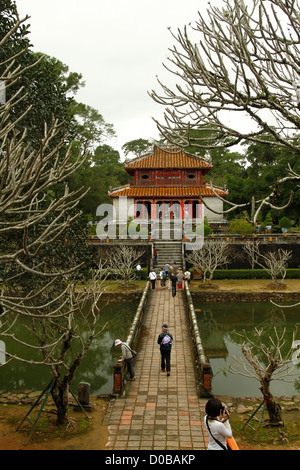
[228,219,255,235]
[212,268,300,280]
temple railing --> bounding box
[87,222,300,245]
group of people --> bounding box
[115,330,235,451]
[160,264,191,297]
[136,247,192,298]
[148,263,191,297]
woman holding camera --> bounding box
[204,398,233,450]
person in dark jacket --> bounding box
[157,324,173,376]
[169,269,177,297]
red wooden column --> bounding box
[180,200,184,219]
[198,199,203,219]
[151,199,156,219]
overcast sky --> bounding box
[16,0,212,159]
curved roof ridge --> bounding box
[124,144,212,170]
[108,185,228,198]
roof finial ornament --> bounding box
[154,141,182,154]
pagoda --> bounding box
[108,145,228,225]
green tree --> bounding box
[264,213,273,228]
[122,138,153,158]
[228,219,255,235]
[71,102,116,156]
[0,1,31,56]
[67,144,128,216]
[278,216,292,231]
[1,2,115,155]
[204,218,212,236]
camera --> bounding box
[221,405,229,416]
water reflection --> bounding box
[0,301,138,395]
[195,302,300,397]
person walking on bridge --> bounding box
[149,269,157,289]
[157,324,173,376]
[170,269,177,297]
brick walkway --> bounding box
[105,287,208,450]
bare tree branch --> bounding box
[150,0,300,224]
[104,245,146,286]
[243,241,292,284]
[186,240,229,283]
[0,12,107,427]
[150,0,300,151]
[228,325,298,424]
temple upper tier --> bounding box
[108,145,228,222]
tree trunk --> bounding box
[260,381,283,425]
[51,380,70,425]
[266,397,282,425]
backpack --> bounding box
[161,333,172,350]
[123,343,137,358]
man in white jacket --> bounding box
[149,269,157,289]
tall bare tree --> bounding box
[150,0,300,221]
[244,241,292,285]
[0,11,88,273]
[0,9,107,426]
[105,245,145,286]
[1,271,107,425]
[186,240,229,284]
[151,0,300,151]
[229,326,299,425]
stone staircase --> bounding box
[151,219,183,242]
[153,241,183,275]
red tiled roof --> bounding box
[109,185,227,199]
[124,146,212,172]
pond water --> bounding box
[0,301,138,396]
[194,302,300,398]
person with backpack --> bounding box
[159,267,167,288]
[115,339,136,381]
[163,262,172,290]
[157,324,173,376]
